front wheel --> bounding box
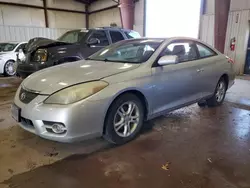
[4,60,16,76]
[103,94,144,145]
[206,78,227,107]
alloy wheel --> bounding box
[113,102,140,138]
[215,81,226,102]
[5,61,16,76]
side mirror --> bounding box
[87,38,100,46]
[158,55,178,66]
[19,49,23,54]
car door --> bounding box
[83,30,110,57]
[195,42,219,98]
[151,40,203,115]
[15,43,27,60]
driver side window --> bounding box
[89,31,109,46]
[161,41,198,63]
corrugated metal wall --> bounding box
[0,25,69,42]
[200,10,250,75]
[200,14,215,46]
[224,10,249,75]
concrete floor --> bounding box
[0,77,250,188]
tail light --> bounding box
[226,56,235,64]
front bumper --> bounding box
[13,88,110,142]
[17,61,52,78]
[0,59,5,74]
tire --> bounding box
[103,93,145,145]
[198,101,207,107]
[206,78,227,107]
[4,60,16,77]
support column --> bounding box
[119,0,135,30]
[214,0,230,53]
[85,4,89,29]
[43,0,49,28]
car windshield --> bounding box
[0,43,18,52]
[88,39,163,64]
[0,43,8,51]
[57,29,89,43]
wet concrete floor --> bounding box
[0,77,250,188]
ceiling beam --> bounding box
[0,2,86,14]
[89,5,118,14]
[75,0,98,5]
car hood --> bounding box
[22,60,140,95]
[25,37,71,53]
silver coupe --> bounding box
[12,38,235,144]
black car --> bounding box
[17,27,140,78]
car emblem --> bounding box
[20,92,26,100]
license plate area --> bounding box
[11,104,21,122]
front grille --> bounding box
[19,88,38,104]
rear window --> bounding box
[125,31,141,39]
[196,43,217,58]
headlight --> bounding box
[44,81,108,105]
[33,49,47,62]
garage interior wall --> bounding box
[134,0,144,36]
[199,0,215,46]
[200,0,250,74]
[89,0,121,28]
[0,0,145,42]
[224,0,250,75]
[89,0,145,36]
[0,0,86,41]
[47,0,86,29]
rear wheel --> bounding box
[103,94,144,145]
[206,78,227,107]
[4,60,16,76]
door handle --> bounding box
[197,69,204,73]
[197,69,201,73]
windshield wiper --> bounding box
[86,58,140,64]
[86,58,116,62]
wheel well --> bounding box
[6,59,15,62]
[5,59,15,65]
[221,74,229,90]
[103,90,149,134]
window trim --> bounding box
[195,42,218,60]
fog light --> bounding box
[51,123,66,134]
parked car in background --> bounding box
[0,42,27,76]
[16,27,141,78]
[12,37,235,144]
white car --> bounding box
[0,42,27,76]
